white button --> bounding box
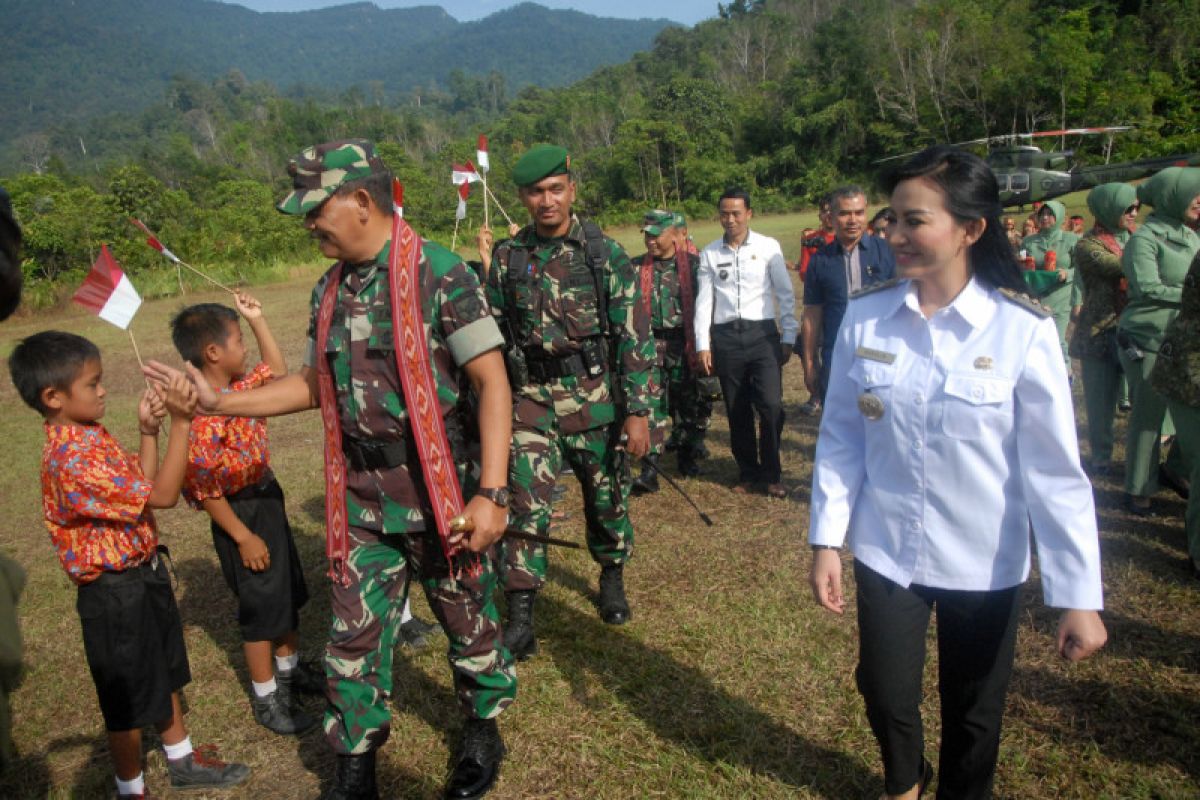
[915,394,924,405]
[910,521,920,531]
[972,386,984,399]
[913,440,922,451]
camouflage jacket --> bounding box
[1151,251,1200,408]
[305,239,504,533]
[1068,234,1125,361]
[487,216,655,434]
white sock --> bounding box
[115,772,145,795]
[252,677,277,698]
[162,736,193,761]
[275,652,299,672]
[400,599,413,624]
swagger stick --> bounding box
[448,515,583,549]
[637,454,714,526]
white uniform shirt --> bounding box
[808,277,1103,609]
[694,230,798,351]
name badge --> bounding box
[854,346,896,364]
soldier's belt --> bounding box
[652,327,686,341]
[342,435,408,472]
[524,349,606,383]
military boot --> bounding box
[443,718,505,800]
[631,454,660,495]
[502,591,537,661]
[323,752,379,800]
[677,445,703,477]
[597,564,630,625]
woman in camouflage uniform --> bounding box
[1069,183,1139,476]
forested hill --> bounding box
[2,0,674,146]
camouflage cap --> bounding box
[641,209,675,236]
[512,144,570,187]
[277,139,386,215]
[671,211,687,229]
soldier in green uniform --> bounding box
[148,140,516,800]
[1151,250,1200,575]
[1069,183,1139,476]
[1022,199,1080,366]
[630,209,713,492]
[1118,167,1200,515]
[486,145,655,657]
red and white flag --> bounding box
[129,217,180,264]
[455,182,471,221]
[452,162,481,185]
[393,179,404,218]
[72,245,143,329]
[476,135,490,174]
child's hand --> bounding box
[137,387,165,435]
[239,533,270,572]
[234,290,263,321]
[164,372,198,420]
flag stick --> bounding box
[176,258,236,294]
[128,328,146,370]
[128,218,235,295]
[483,183,516,228]
[482,175,491,230]
[451,216,461,253]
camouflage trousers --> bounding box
[501,423,633,591]
[323,524,516,755]
[649,342,713,457]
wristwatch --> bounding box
[811,544,839,551]
[477,487,511,508]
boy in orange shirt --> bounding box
[171,291,322,735]
[9,331,249,799]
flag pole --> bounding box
[451,216,461,253]
[482,174,491,230]
[483,183,516,229]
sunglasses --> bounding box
[1124,203,1141,214]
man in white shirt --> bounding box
[695,188,798,497]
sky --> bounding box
[215,1,715,25]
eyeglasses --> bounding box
[1124,203,1140,215]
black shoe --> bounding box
[502,591,537,661]
[1159,464,1191,500]
[277,658,326,696]
[1124,495,1157,518]
[1117,399,1132,414]
[401,615,437,649]
[323,752,379,800]
[252,688,319,736]
[630,465,660,495]
[167,744,251,790]
[917,757,935,798]
[444,718,505,800]
[598,564,630,625]
[677,457,702,477]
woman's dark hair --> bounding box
[882,146,1025,293]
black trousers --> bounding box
[712,319,785,484]
[854,560,1021,799]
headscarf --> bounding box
[1136,167,1200,225]
[1086,182,1136,246]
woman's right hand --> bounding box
[809,547,845,614]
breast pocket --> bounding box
[366,320,395,358]
[559,273,602,339]
[940,373,1014,439]
[846,360,897,421]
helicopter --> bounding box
[877,127,1200,208]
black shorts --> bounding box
[77,554,191,732]
[212,477,309,642]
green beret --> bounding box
[671,212,687,229]
[277,139,387,215]
[512,144,571,187]
[641,209,675,236]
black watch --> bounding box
[477,487,511,508]
[811,544,839,551]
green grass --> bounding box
[1,205,1197,799]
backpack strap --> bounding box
[579,219,610,338]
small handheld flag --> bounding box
[451,163,481,185]
[476,135,490,174]
[128,218,234,294]
[455,182,471,221]
[73,245,142,330]
[393,180,404,218]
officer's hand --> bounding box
[621,415,651,459]
[1057,609,1107,662]
[779,342,793,366]
[809,548,845,614]
[697,350,713,375]
[454,494,508,554]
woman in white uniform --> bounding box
[807,146,1107,800]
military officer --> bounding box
[147,140,516,800]
[630,209,713,492]
[486,144,655,658]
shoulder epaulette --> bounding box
[849,278,901,300]
[997,287,1053,318]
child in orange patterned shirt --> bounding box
[9,330,249,798]
[171,291,323,736]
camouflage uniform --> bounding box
[305,239,516,755]
[487,217,656,590]
[1151,251,1200,562]
[631,248,713,458]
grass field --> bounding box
[1,205,1198,799]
